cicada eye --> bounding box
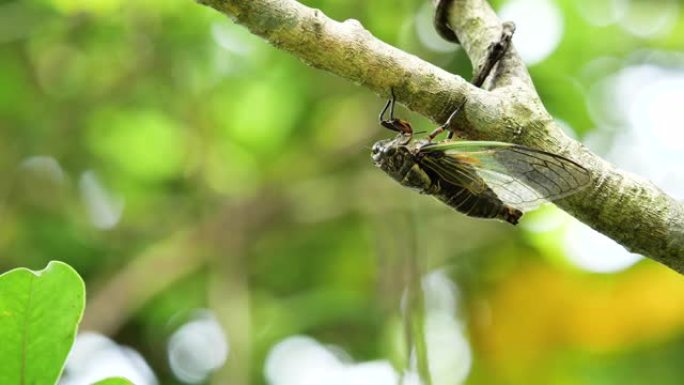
[371,143,382,156]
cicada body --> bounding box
[374,90,590,224]
[371,135,590,225]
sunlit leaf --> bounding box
[0,261,85,384]
[92,377,135,385]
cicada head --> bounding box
[371,135,418,184]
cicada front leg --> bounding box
[379,89,413,139]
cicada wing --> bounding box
[420,151,515,219]
[419,153,489,194]
[467,168,552,211]
[420,141,591,211]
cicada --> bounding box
[372,93,590,225]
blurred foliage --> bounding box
[1,0,684,384]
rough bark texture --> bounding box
[196,0,684,273]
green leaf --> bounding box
[0,261,86,385]
[92,377,135,385]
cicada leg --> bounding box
[427,125,446,141]
[471,21,516,88]
[379,88,413,137]
[427,99,467,141]
[431,5,516,140]
[378,92,393,123]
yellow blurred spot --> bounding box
[471,262,684,375]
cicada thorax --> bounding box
[397,161,434,192]
[371,138,432,192]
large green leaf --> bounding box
[0,261,86,385]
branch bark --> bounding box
[196,0,684,273]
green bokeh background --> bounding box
[2,0,684,384]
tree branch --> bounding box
[196,0,684,273]
[197,0,477,124]
[438,0,684,272]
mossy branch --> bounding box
[196,0,684,273]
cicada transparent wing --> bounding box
[419,141,591,211]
